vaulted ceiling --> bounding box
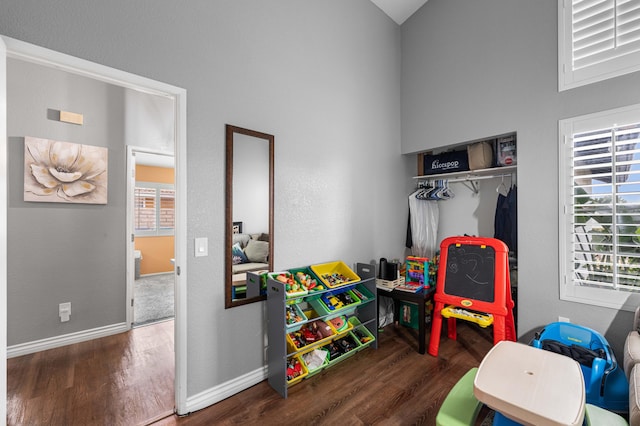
[369,0,428,25]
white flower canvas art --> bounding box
[24,136,108,204]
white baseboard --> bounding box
[183,366,268,415]
[7,322,129,358]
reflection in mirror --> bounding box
[225,125,274,308]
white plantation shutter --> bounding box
[134,184,175,236]
[159,188,175,230]
[560,0,640,90]
[559,104,640,311]
[135,187,157,232]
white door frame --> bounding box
[1,36,189,415]
[0,35,9,424]
[126,147,175,327]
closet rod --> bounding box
[444,173,513,184]
[418,172,514,194]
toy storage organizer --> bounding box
[267,263,377,398]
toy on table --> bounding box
[428,254,439,288]
[405,256,429,288]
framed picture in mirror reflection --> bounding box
[232,221,243,234]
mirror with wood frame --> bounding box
[225,124,274,308]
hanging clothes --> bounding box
[405,207,413,249]
[494,185,518,253]
[408,189,439,259]
[509,185,517,252]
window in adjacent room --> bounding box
[134,183,175,236]
[559,103,640,310]
[559,0,640,90]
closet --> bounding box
[409,133,518,324]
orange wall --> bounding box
[135,235,174,275]
[136,164,174,183]
[135,164,175,275]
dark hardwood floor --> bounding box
[7,320,175,426]
[7,319,494,426]
[160,320,494,426]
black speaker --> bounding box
[384,262,398,281]
[379,258,387,279]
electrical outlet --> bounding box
[558,316,570,323]
[59,302,71,322]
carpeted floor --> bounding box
[134,273,174,327]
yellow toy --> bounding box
[441,305,493,328]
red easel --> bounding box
[427,236,516,357]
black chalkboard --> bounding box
[443,243,495,302]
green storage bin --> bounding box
[326,332,361,366]
[348,317,376,347]
[302,347,329,377]
[308,288,361,318]
[285,303,307,328]
[352,284,375,303]
[399,301,419,330]
[289,266,325,293]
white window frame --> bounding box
[559,103,640,311]
[134,182,175,237]
[559,0,640,91]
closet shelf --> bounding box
[413,165,516,194]
[412,165,516,181]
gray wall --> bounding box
[7,58,127,344]
[6,58,176,346]
[6,0,640,406]
[0,0,407,399]
[401,0,640,357]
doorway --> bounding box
[2,36,188,414]
[128,149,176,328]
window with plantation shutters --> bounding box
[159,188,175,230]
[559,104,640,310]
[134,183,175,236]
[559,0,640,90]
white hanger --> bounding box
[496,176,509,197]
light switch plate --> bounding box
[195,237,208,257]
